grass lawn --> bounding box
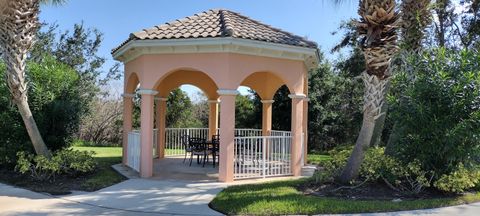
[72,146,125,191]
[307,154,332,165]
[210,179,480,215]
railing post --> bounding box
[262,136,266,179]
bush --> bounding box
[389,48,480,178]
[15,149,96,181]
[434,164,480,193]
[0,56,89,166]
[315,147,434,195]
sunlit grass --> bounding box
[210,179,480,215]
[72,146,125,191]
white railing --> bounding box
[233,136,292,179]
[235,128,263,137]
[127,128,295,179]
[127,131,141,172]
[165,128,209,156]
[133,129,158,157]
[164,128,264,156]
[271,130,292,137]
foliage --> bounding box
[72,146,125,191]
[15,149,96,181]
[166,88,203,128]
[434,164,480,193]
[388,48,480,178]
[0,56,85,165]
[236,94,261,129]
[315,147,434,195]
[426,0,480,50]
[361,148,434,195]
[307,50,363,151]
[78,97,123,146]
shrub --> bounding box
[434,164,480,193]
[388,48,480,178]
[0,56,88,166]
[15,149,96,181]
[315,147,434,195]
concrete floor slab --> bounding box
[0,179,224,216]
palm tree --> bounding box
[337,0,400,183]
[400,0,431,53]
[0,0,64,157]
[385,0,431,154]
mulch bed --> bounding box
[0,168,91,195]
[300,180,455,201]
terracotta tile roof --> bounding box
[112,9,318,54]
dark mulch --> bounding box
[300,180,454,201]
[0,168,91,195]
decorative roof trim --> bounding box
[113,37,319,70]
[288,93,307,99]
[122,93,135,98]
[261,100,275,104]
[137,89,159,95]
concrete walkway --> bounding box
[0,179,225,216]
[2,177,480,216]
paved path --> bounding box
[2,179,480,216]
[0,179,225,216]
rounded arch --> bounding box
[239,71,291,100]
[154,68,219,100]
[125,72,140,94]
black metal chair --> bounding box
[209,135,220,167]
[189,137,208,166]
[181,135,191,163]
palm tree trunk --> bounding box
[0,0,51,157]
[16,97,51,156]
[339,72,390,183]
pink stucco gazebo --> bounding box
[112,9,319,182]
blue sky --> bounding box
[40,0,357,97]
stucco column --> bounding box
[289,93,306,176]
[122,93,135,165]
[218,89,239,182]
[261,100,274,136]
[208,99,220,140]
[139,89,158,178]
[303,98,309,165]
[155,97,168,159]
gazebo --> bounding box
[112,9,319,182]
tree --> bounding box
[338,0,400,183]
[166,89,201,128]
[0,0,53,157]
[400,0,432,53]
[235,94,260,129]
[389,48,480,178]
[385,0,432,154]
[0,56,81,165]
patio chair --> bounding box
[189,137,208,166]
[181,135,191,163]
[209,135,220,168]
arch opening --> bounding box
[154,69,219,100]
